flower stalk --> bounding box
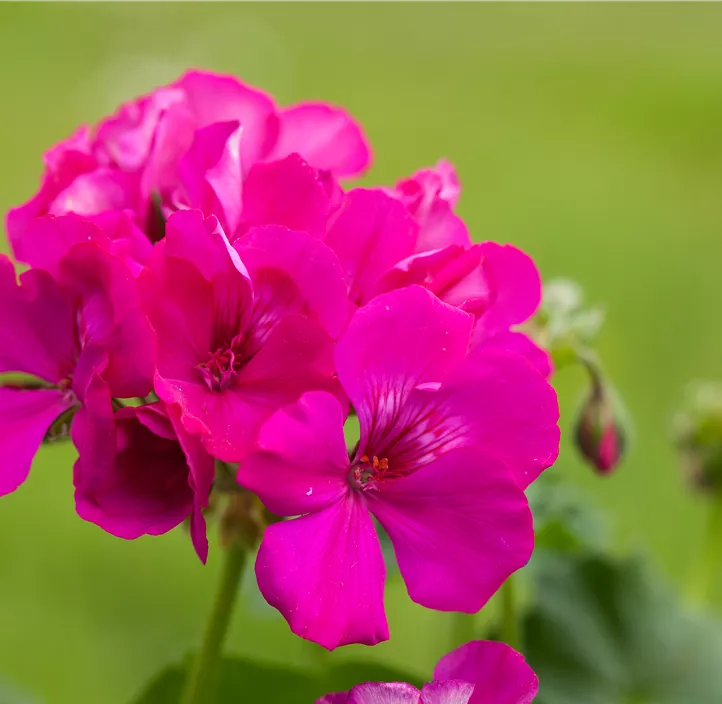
[180,538,248,704]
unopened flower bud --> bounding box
[574,374,627,475]
[672,382,722,494]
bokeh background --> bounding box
[1,4,722,703]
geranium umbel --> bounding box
[1,66,560,683]
[238,286,558,649]
[318,639,538,704]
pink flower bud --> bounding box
[575,381,627,475]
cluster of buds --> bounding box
[672,382,722,494]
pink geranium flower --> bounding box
[386,162,550,375]
[73,395,214,563]
[318,639,538,704]
[7,70,369,255]
[139,208,348,463]
[0,217,154,496]
[393,160,469,252]
[238,286,559,649]
[323,163,550,375]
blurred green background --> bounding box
[1,3,722,703]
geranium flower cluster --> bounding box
[1,71,558,655]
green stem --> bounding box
[500,576,521,651]
[686,493,722,606]
[180,540,247,704]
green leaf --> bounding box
[523,552,722,704]
[132,657,318,704]
[131,655,422,704]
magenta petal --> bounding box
[433,641,538,704]
[96,87,188,173]
[237,392,349,516]
[142,211,253,388]
[336,287,472,433]
[441,348,559,488]
[474,243,541,336]
[18,214,109,277]
[0,388,74,496]
[197,316,339,462]
[49,168,138,219]
[416,212,468,254]
[376,247,464,296]
[240,154,330,239]
[395,162,469,252]
[256,496,389,650]
[325,189,418,305]
[347,683,421,704]
[163,209,252,288]
[58,243,155,398]
[167,402,212,563]
[138,97,197,200]
[0,257,77,383]
[377,245,488,314]
[189,504,209,565]
[176,70,279,168]
[177,121,243,235]
[420,681,475,704]
[471,329,552,378]
[134,402,176,439]
[271,103,371,178]
[89,210,154,272]
[368,447,533,613]
[73,387,194,541]
[175,385,261,462]
[381,347,557,488]
[166,402,214,511]
[236,225,349,339]
[142,257,214,382]
[239,314,339,396]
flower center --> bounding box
[198,334,246,392]
[350,454,402,492]
[57,376,78,404]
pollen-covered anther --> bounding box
[351,454,401,491]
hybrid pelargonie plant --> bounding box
[0,70,559,703]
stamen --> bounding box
[198,334,246,391]
[350,454,402,492]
